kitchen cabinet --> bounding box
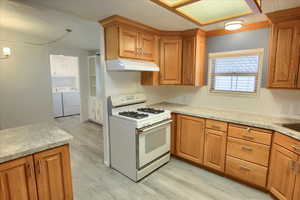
[103,22,157,61]
[0,156,38,200]
[268,133,300,200]
[176,114,205,164]
[34,145,73,200]
[204,128,227,172]
[267,8,300,89]
[0,145,73,200]
[182,30,206,86]
[159,37,182,85]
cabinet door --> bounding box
[293,158,300,200]
[268,144,297,200]
[182,36,196,85]
[0,156,38,200]
[268,21,300,88]
[119,26,139,59]
[160,38,182,85]
[176,114,205,164]
[34,145,73,200]
[204,129,227,172]
[139,32,156,61]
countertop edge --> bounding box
[152,103,300,141]
[0,138,72,164]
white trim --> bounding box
[208,48,264,97]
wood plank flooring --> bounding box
[54,116,272,200]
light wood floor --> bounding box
[54,116,272,200]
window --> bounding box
[208,49,263,95]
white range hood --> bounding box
[106,58,159,72]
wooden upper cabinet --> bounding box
[34,145,73,200]
[176,114,205,164]
[160,37,182,85]
[268,144,298,200]
[119,26,140,59]
[182,30,206,86]
[0,156,38,200]
[103,21,157,62]
[204,129,227,172]
[139,32,156,61]
[267,7,300,89]
[268,21,300,88]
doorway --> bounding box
[50,54,81,118]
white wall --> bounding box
[0,29,90,129]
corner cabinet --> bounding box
[159,37,182,85]
[0,145,73,200]
[182,30,206,86]
[267,8,300,89]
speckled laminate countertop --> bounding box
[151,102,300,141]
[0,122,73,164]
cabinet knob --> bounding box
[241,145,253,151]
[239,165,251,171]
[26,162,32,178]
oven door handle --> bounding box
[137,119,172,133]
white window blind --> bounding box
[209,49,263,94]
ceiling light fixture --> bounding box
[1,47,11,60]
[224,20,244,31]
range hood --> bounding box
[106,58,159,72]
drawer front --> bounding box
[227,137,270,166]
[228,124,272,145]
[206,119,228,132]
[274,133,300,155]
[226,156,268,188]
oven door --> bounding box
[137,119,171,169]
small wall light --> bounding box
[224,21,244,31]
[1,47,11,60]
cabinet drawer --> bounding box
[227,137,270,166]
[274,133,300,155]
[206,119,228,132]
[226,156,268,188]
[228,124,272,145]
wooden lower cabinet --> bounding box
[34,145,73,200]
[0,156,38,200]
[204,129,227,172]
[226,156,268,188]
[176,114,205,164]
[293,167,300,200]
[268,144,298,200]
[0,145,73,200]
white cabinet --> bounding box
[88,55,103,124]
[63,92,80,116]
[52,92,63,117]
[88,97,103,124]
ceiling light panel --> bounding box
[176,0,252,25]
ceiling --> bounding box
[1,0,300,50]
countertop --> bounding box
[0,122,73,164]
[152,102,300,141]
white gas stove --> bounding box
[108,93,171,182]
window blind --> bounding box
[210,55,259,93]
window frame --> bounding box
[208,48,264,96]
